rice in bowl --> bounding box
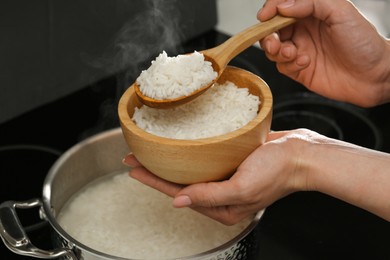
[132,81,260,139]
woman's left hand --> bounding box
[123,130,306,225]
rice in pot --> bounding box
[136,51,217,100]
[57,172,251,259]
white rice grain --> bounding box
[57,172,251,259]
[136,51,217,100]
[132,81,260,139]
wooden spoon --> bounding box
[135,15,296,108]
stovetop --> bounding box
[1,30,389,260]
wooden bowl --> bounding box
[118,66,273,184]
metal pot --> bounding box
[0,128,264,260]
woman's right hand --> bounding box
[258,0,390,107]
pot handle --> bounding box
[0,199,77,259]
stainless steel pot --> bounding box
[0,128,264,260]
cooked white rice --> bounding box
[136,51,217,100]
[132,81,260,139]
[57,172,251,259]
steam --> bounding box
[93,0,184,85]
[79,0,185,139]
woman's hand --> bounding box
[258,0,390,107]
[124,130,313,225]
[124,129,390,224]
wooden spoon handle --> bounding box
[203,15,296,69]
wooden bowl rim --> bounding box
[118,66,273,146]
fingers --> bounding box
[125,158,250,209]
[173,174,256,209]
[261,33,297,62]
[173,180,263,225]
[128,165,258,225]
[129,167,258,225]
[122,153,142,167]
[191,203,260,226]
[124,153,245,209]
[257,0,313,21]
[258,0,303,22]
[172,179,269,225]
[129,166,183,198]
[260,33,310,77]
[124,153,184,198]
[258,0,345,22]
[257,0,280,21]
[275,54,311,79]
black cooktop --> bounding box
[1,30,389,260]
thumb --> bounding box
[172,180,241,208]
[276,0,349,22]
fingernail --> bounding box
[122,153,133,166]
[122,157,131,166]
[173,195,192,208]
[277,0,295,9]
